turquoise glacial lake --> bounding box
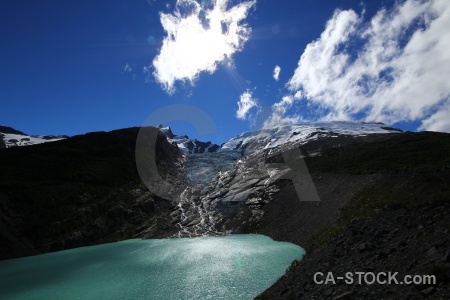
[0,234,304,299]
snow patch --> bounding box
[219,122,400,152]
[1,132,66,148]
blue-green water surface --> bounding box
[0,234,304,299]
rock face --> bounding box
[160,126,220,155]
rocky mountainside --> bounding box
[160,123,449,298]
[0,122,449,298]
[0,127,185,259]
[252,131,450,299]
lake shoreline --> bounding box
[0,234,304,300]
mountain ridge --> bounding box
[0,121,402,153]
[0,126,26,135]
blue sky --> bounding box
[1,0,449,144]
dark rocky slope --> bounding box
[0,134,5,149]
[257,202,449,299]
[0,127,185,260]
[254,132,450,299]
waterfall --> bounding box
[171,186,222,237]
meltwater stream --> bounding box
[171,151,243,237]
[0,235,304,299]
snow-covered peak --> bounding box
[0,128,67,148]
[219,122,402,152]
[159,126,174,139]
[159,126,220,155]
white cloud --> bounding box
[123,63,136,80]
[273,65,281,81]
[143,66,152,83]
[124,64,133,72]
[419,100,450,132]
[236,90,259,120]
[263,95,305,128]
[152,0,256,94]
[271,0,450,132]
